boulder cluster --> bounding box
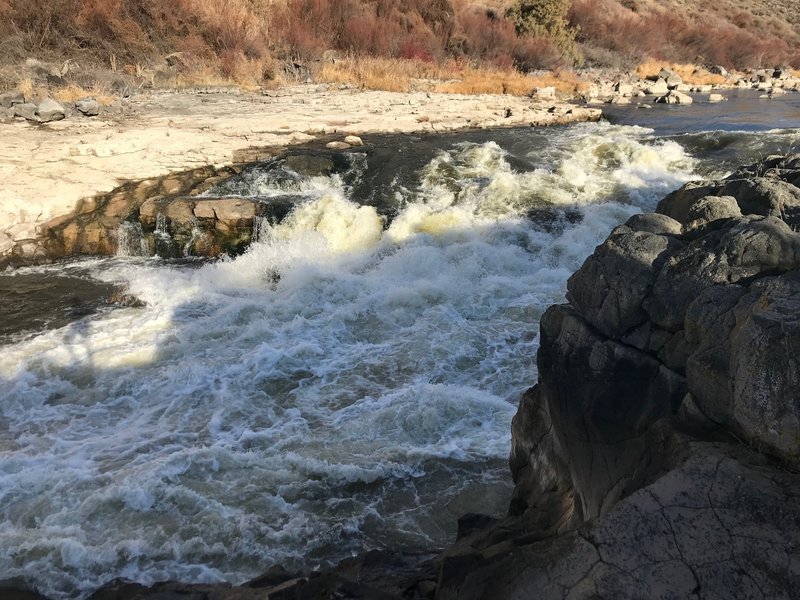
[590,65,800,106]
[0,89,102,123]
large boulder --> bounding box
[645,78,669,95]
[13,102,38,121]
[566,215,683,339]
[654,90,693,104]
[658,67,683,88]
[36,98,66,122]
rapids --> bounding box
[2,91,800,599]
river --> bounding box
[1,89,799,598]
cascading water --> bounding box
[153,211,178,258]
[115,221,149,258]
[2,96,799,599]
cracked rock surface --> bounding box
[439,442,800,600]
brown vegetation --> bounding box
[569,0,800,69]
[0,0,798,94]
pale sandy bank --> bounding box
[0,84,599,263]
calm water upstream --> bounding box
[1,90,799,598]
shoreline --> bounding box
[0,84,601,266]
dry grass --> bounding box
[635,61,729,85]
[316,56,589,96]
[52,83,116,105]
[434,66,589,95]
[16,77,34,100]
[318,56,453,93]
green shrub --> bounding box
[506,0,581,64]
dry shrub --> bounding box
[1,0,276,86]
[219,50,275,87]
[570,0,799,69]
[16,77,34,100]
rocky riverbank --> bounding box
[0,84,601,268]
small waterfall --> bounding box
[252,216,274,244]
[115,221,149,257]
[182,217,204,256]
[154,212,179,258]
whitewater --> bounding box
[2,104,799,598]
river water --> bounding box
[1,90,799,598]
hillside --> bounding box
[0,0,798,94]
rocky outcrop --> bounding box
[451,153,800,599]
[30,164,243,262]
[138,195,267,257]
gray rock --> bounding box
[682,194,742,235]
[567,223,683,338]
[656,180,725,223]
[654,90,693,104]
[645,78,669,95]
[727,274,800,463]
[719,176,800,227]
[647,216,800,331]
[525,305,685,521]
[13,102,38,121]
[36,98,66,122]
[623,212,682,236]
[0,90,25,108]
[75,98,100,117]
[658,67,683,88]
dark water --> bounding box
[0,271,122,342]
